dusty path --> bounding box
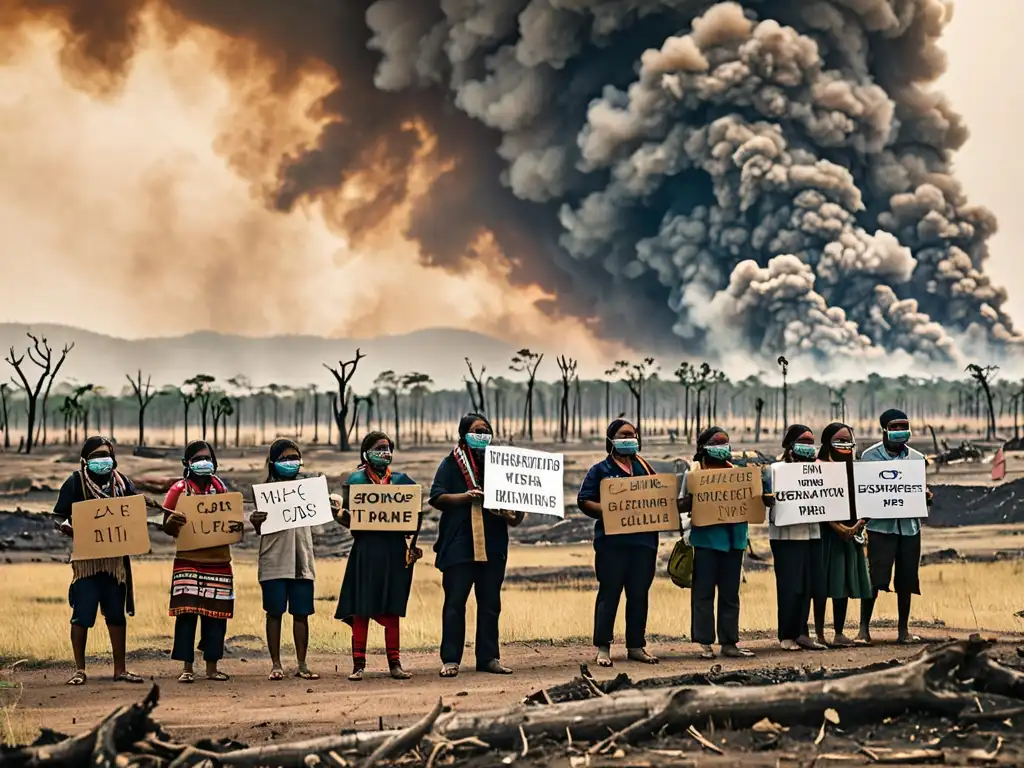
[16,631,1020,744]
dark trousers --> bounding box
[770,539,817,641]
[593,546,657,648]
[171,614,227,663]
[691,547,743,646]
[440,560,506,667]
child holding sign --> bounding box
[857,409,933,645]
[52,436,145,686]
[335,431,421,681]
[162,441,237,683]
[431,413,524,679]
[813,423,871,648]
[679,427,756,660]
[577,419,663,668]
[249,439,319,682]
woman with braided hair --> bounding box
[334,431,421,681]
[52,436,146,686]
[430,413,524,679]
[162,440,239,683]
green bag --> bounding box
[667,538,694,589]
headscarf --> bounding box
[879,408,908,428]
[605,418,640,454]
[81,435,115,464]
[266,438,302,481]
[359,431,394,467]
[182,439,217,478]
[458,412,493,443]
[694,426,726,462]
[782,424,812,450]
[818,422,854,462]
[78,435,125,498]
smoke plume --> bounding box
[1,0,1016,368]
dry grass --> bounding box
[0,660,30,747]
[0,552,1021,665]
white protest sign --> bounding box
[853,459,928,519]
[770,462,851,526]
[483,445,564,518]
[253,475,334,534]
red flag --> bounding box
[992,446,1007,482]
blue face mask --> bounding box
[366,450,392,468]
[464,433,492,451]
[705,444,732,462]
[885,429,911,445]
[274,459,302,479]
[189,459,215,476]
[86,457,114,476]
[612,438,639,456]
[791,443,817,460]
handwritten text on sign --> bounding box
[349,485,422,532]
[687,467,765,527]
[71,494,151,561]
[770,462,851,526]
[175,492,245,551]
[253,475,333,534]
[853,459,928,519]
[484,446,564,517]
[600,474,680,535]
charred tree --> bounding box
[125,370,159,446]
[324,349,366,452]
[4,333,73,454]
[464,358,487,414]
[556,355,578,443]
[966,364,998,440]
[510,349,544,441]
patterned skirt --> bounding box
[169,558,235,619]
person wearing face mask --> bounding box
[857,409,932,645]
[248,439,319,682]
[52,436,145,686]
[334,431,421,681]
[763,426,827,652]
[163,440,238,683]
[679,427,755,660]
[577,419,663,667]
[430,413,524,679]
[812,423,872,648]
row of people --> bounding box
[53,408,926,683]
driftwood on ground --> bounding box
[3,638,1023,767]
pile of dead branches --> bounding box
[4,637,1024,767]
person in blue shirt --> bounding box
[679,426,754,660]
[577,419,663,668]
[430,413,524,679]
[856,408,933,645]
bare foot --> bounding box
[627,647,659,664]
[832,634,856,648]
[595,646,613,668]
[796,635,827,651]
[780,639,801,651]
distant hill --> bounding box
[0,324,529,392]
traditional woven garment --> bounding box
[168,477,235,619]
[453,445,487,562]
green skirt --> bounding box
[820,524,871,599]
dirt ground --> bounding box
[13,632,1019,744]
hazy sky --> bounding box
[0,2,1018,363]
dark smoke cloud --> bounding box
[4,0,1017,366]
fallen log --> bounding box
[428,640,971,747]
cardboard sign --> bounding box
[853,459,928,519]
[71,494,151,561]
[687,466,765,527]
[484,445,564,518]
[600,473,680,535]
[770,462,851,526]
[253,475,333,534]
[174,492,245,552]
[349,485,422,532]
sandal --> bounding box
[295,668,320,680]
[206,671,230,682]
[66,670,87,686]
[477,659,513,675]
[389,663,412,680]
[595,647,613,668]
[897,634,922,645]
[627,648,660,664]
[113,671,144,684]
[268,668,285,681]
[698,645,716,660]
[721,645,755,658]
[348,667,365,682]
[439,663,460,678]
[178,671,195,684]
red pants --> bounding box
[351,615,400,664]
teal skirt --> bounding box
[820,524,871,600]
